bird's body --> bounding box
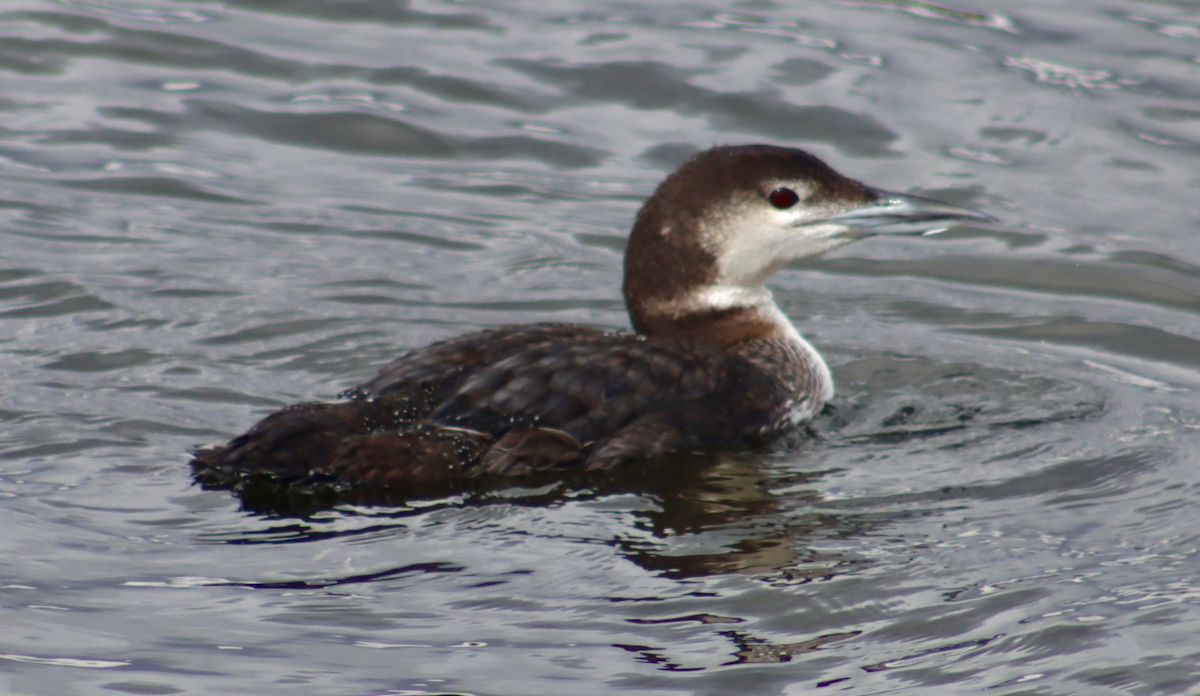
[191,145,992,489]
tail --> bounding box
[191,398,588,489]
[190,397,418,484]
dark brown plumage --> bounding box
[191,145,992,493]
[192,322,819,486]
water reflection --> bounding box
[200,446,890,581]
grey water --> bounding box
[1,0,1199,694]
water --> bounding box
[2,0,1199,693]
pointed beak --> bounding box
[821,188,997,236]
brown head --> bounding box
[622,145,993,344]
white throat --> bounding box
[655,281,836,404]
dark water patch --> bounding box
[0,293,114,318]
[0,39,66,74]
[179,100,605,168]
[499,59,899,157]
[574,232,627,253]
[126,516,210,529]
[988,449,1156,504]
[188,100,454,156]
[35,127,176,151]
[0,199,75,222]
[612,643,703,672]
[107,463,172,476]
[1107,250,1200,278]
[579,32,629,46]
[978,126,1047,145]
[621,533,876,581]
[696,45,749,64]
[410,177,590,201]
[805,256,1200,312]
[627,613,744,625]
[211,0,496,31]
[828,355,1106,443]
[877,299,1050,333]
[0,408,32,422]
[991,622,1105,660]
[97,419,227,439]
[507,254,606,273]
[837,422,968,446]
[117,385,284,407]
[849,401,1106,446]
[232,331,391,373]
[97,107,183,129]
[923,224,1047,250]
[906,183,1000,209]
[1,438,140,459]
[0,279,82,304]
[637,142,701,170]
[117,68,550,120]
[614,629,866,676]
[365,66,554,112]
[318,278,435,291]
[319,294,404,306]
[839,0,1018,31]
[8,231,156,245]
[1144,106,1200,122]
[981,442,1057,465]
[1118,121,1200,154]
[967,317,1200,368]
[250,221,486,251]
[41,349,159,373]
[1074,653,1200,693]
[878,299,1200,368]
[0,14,340,81]
[660,629,861,669]
[99,681,184,695]
[84,318,171,331]
[198,318,348,346]
[239,561,463,591]
[0,268,41,283]
[770,57,837,86]
[59,177,259,205]
[1108,157,1161,171]
[42,499,166,514]
[199,504,465,542]
[149,289,241,299]
[822,449,1159,511]
[336,205,506,229]
[863,634,1005,673]
[464,134,606,169]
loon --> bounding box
[191,145,993,488]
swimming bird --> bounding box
[191,145,993,489]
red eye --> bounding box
[769,188,799,209]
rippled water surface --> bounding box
[3,0,1200,694]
